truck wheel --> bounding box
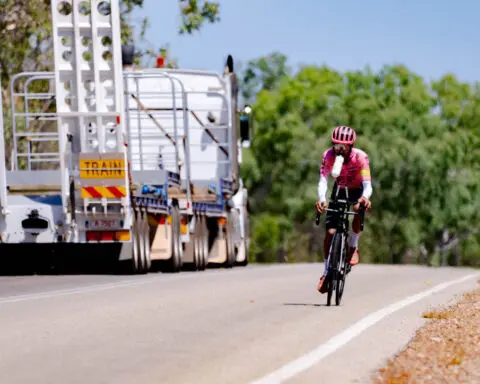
[139,209,151,273]
[193,214,202,271]
[224,212,235,268]
[199,215,208,270]
[193,214,207,271]
[130,211,141,274]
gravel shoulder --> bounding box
[373,281,480,383]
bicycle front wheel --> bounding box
[335,233,349,306]
[327,232,342,306]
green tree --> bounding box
[239,52,292,102]
[178,0,220,34]
[242,56,480,266]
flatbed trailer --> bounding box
[123,66,252,270]
[0,0,253,274]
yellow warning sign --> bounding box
[79,159,125,179]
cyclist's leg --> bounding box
[318,228,336,293]
[348,188,364,266]
[317,197,339,293]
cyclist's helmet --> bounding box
[331,125,356,145]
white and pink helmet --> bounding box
[331,125,356,145]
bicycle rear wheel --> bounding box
[326,233,342,306]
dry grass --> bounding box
[421,307,456,320]
[373,287,480,384]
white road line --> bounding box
[0,266,253,305]
[0,263,314,305]
[249,272,479,384]
[0,277,163,305]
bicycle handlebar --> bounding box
[315,203,366,230]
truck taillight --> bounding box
[86,231,130,242]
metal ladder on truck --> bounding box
[0,68,70,273]
[49,0,150,273]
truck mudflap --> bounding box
[205,213,236,268]
[146,206,183,273]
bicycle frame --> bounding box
[315,185,366,305]
[316,186,365,229]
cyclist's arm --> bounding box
[362,180,372,199]
[318,175,328,203]
[360,156,373,199]
[318,151,333,202]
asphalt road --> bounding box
[0,264,478,384]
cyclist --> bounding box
[315,126,373,294]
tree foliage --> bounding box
[0,1,52,89]
[178,0,220,34]
[240,52,292,103]
[242,53,480,267]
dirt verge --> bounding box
[373,283,480,383]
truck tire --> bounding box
[129,211,141,274]
[139,209,151,273]
[224,212,236,268]
[193,214,202,271]
[199,215,209,270]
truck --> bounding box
[0,0,252,274]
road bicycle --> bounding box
[315,186,366,306]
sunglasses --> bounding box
[333,144,348,151]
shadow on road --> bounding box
[283,302,329,307]
[0,243,227,276]
[0,258,219,276]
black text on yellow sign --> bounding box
[79,159,125,179]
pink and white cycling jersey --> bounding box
[320,147,371,189]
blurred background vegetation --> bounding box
[1,1,478,267]
[239,53,480,267]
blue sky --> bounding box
[132,0,479,83]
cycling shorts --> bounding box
[325,183,363,230]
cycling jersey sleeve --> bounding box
[318,150,333,202]
[320,149,334,178]
[318,175,328,202]
[362,180,373,199]
[360,154,373,199]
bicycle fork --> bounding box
[325,234,336,276]
[325,232,346,276]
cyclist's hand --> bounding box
[315,201,327,213]
[358,196,371,211]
